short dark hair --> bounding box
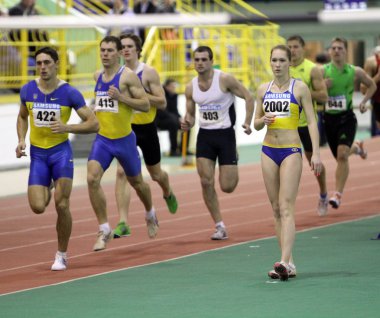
[287,34,305,47]
[270,44,291,61]
[331,37,348,50]
[164,78,176,87]
[35,47,59,62]
[100,35,122,51]
[193,46,213,60]
[120,33,142,58]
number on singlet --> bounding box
[36,111,56,122]
[202,112,219,121]
[98,97,115,108]
[328,100,343,108]
[264,100,289,113]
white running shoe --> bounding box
[268,263,296,279]
[355,140,368,160]
[211,226,228,240]
[329,192,342,209]
[93,230,113,251]
[146,214,159,239]
[317,197,329,216]
[51,252,67,271]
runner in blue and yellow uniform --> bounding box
[321,37,376,209]
[254,45,322,281]
[287,35,329,216]
[111,34,178,239]
[16,47,99,271]
[88,36,157,252]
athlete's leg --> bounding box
[219,165,239,193]
[146,163,171,197]
[87,160,107,224]
[278,153,302,264]
[53,177,73,252]
[127,173,152,212]
[196,157,221,223]
[335,144,350,194]
[304,151,327,194]
[115,162,132,224]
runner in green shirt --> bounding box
[321,37,376,209]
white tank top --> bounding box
[192,69,235,129]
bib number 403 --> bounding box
[203,111,218,121]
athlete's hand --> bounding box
[359,102,367,114]
[181,114,194,131]
[50,119,67,134]
[263,113,276,126]
[108,85,121,101]
[310,154,322,177]
[15,141,27,158]
[242,123,252,135]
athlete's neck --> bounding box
[125,59,139,72]
[103,64,121,78]
[38,77,59,94]
[291,57,304,68]
[273,76,290,91]
[198,68,214,82]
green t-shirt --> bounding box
[323,63,355,114]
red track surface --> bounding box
[1,137,379,295]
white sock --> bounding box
[145,208,156,219]
[216,221,225,228]
[57,251,67,258]
[99,223,111,234]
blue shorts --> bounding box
[262,145,302,166]
[88,133,141,177]
[29,140,74,186]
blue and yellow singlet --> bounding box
[20,79,86,149]
[94,66,133,139]
[262,78,302,131]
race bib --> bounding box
[199,104,222,124]
[326,95,347,111]
[263,98,291,118]
[95,95,119,113]
[32,102,61,127]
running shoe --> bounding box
[355,140,368,159]
[146,214,159,239]
[274,261,290,281]
[317,197,329,216]
[329,192,342,209]
[268,263,296,279]
[113,221,131,238]
[164,191,178,214]
[51,252,67,271]
[93,230,113,251]
[211,226,228,240]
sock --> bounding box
[57,251,67,259]
[99,222,111,234]
[335,191,342,198]
[320,193,327,200]
[216,221,225,228]
[146,208,156,219]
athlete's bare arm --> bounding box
[143,66,167,111]
[310,66,328,104]
[181,82,196,131]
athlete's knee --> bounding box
[30,201,47,214]
[150,170,164,183]
[87,171,101,188]
[116,165,126,179]
[336,151,349,162]
[200,176,214,189]
[220,182,237,193]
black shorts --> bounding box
[132,122,161,166]
[323,111,357,158]
[196,127,238,165]
[372,101,380,122]
[298,126,312,153]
